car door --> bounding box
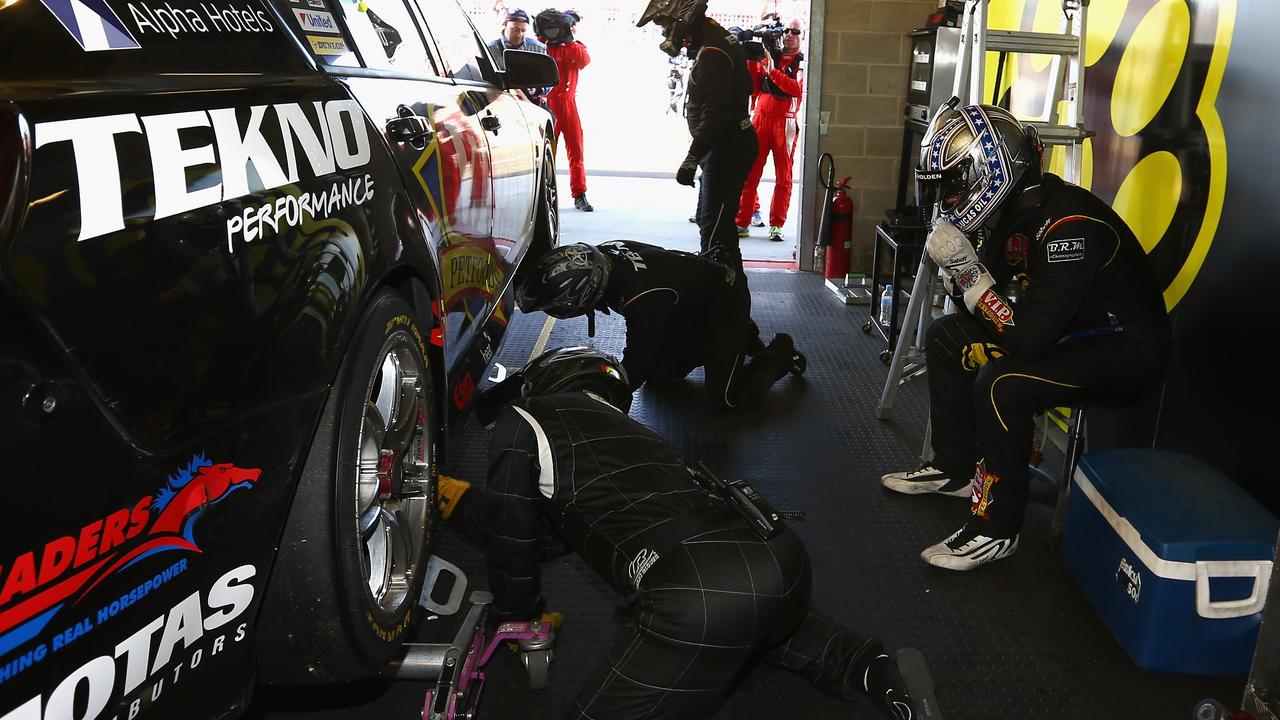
[310,0,499,386]
[415,2,541,280]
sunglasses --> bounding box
[784,28,802,35]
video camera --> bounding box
[734,19,786,62]
[534,8,575,46]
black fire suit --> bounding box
[596,240,788,408]
[928,173,1172,536]
[685,18,757,272]
[449,392,901,719]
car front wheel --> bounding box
[257,288,436,684]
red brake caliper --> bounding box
[376,449,395,499]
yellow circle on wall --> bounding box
[1029,0,1062,72]
[1112,151,1182,253]
[1085,0,1128,66]
[1112,0,1190,137]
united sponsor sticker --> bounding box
[293,8,339,33]
[1046,237,1085,263]
[307,33,348,55]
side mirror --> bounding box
[501,49,559,90]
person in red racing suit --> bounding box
[515,241,806,409]
[881,103,1171,571]
[736,17,805,242]
[544,13,593,212]
[437,355,920,720]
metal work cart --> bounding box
[862,221,929,364]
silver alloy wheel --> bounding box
[355,333,431,614]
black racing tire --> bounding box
[256,288,437,684]
[516,144,559,289]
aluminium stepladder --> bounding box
[876,0,1093,421]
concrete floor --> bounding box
[556,171,802,263]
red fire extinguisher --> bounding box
[826,176,853,279]
[815,153,853,279]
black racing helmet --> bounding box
[473,346,632,426]
[916,99,1042,233]
[522,346,632,412]
[515,242,609,317]
[636,0,708,57]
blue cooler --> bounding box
[1060,449,1278,675]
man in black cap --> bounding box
[488,8,548,57]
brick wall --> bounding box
[819,0,936,273]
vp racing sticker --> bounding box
[0,454,260,688]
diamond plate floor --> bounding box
[247,271,1242,720]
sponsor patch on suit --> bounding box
[1046,238,1085,263]
[976,289,1014,332]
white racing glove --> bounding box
[925,219,994,312]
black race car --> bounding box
[0,1,558,717]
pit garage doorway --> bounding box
[463,0,819,268]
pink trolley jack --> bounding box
[391,590,555,720]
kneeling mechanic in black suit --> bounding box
[515,240,804,409]
[438,347,919,720]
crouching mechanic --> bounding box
[437,347,919,720]
[881,102,1171,570]
[515,240,804,408]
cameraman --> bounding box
[736,17,804,243]
[638,0,756,274]
[538,8,594,212]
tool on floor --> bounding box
[878,0,1093,419]
[895,647,945,720]
[391,590,557,720]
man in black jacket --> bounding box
[637,0,756,272]
[881,103,1172,570]
[438,347,919,720]
[515,241,804,408]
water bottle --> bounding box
[879,284,894,327]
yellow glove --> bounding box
[436,474,471,520]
